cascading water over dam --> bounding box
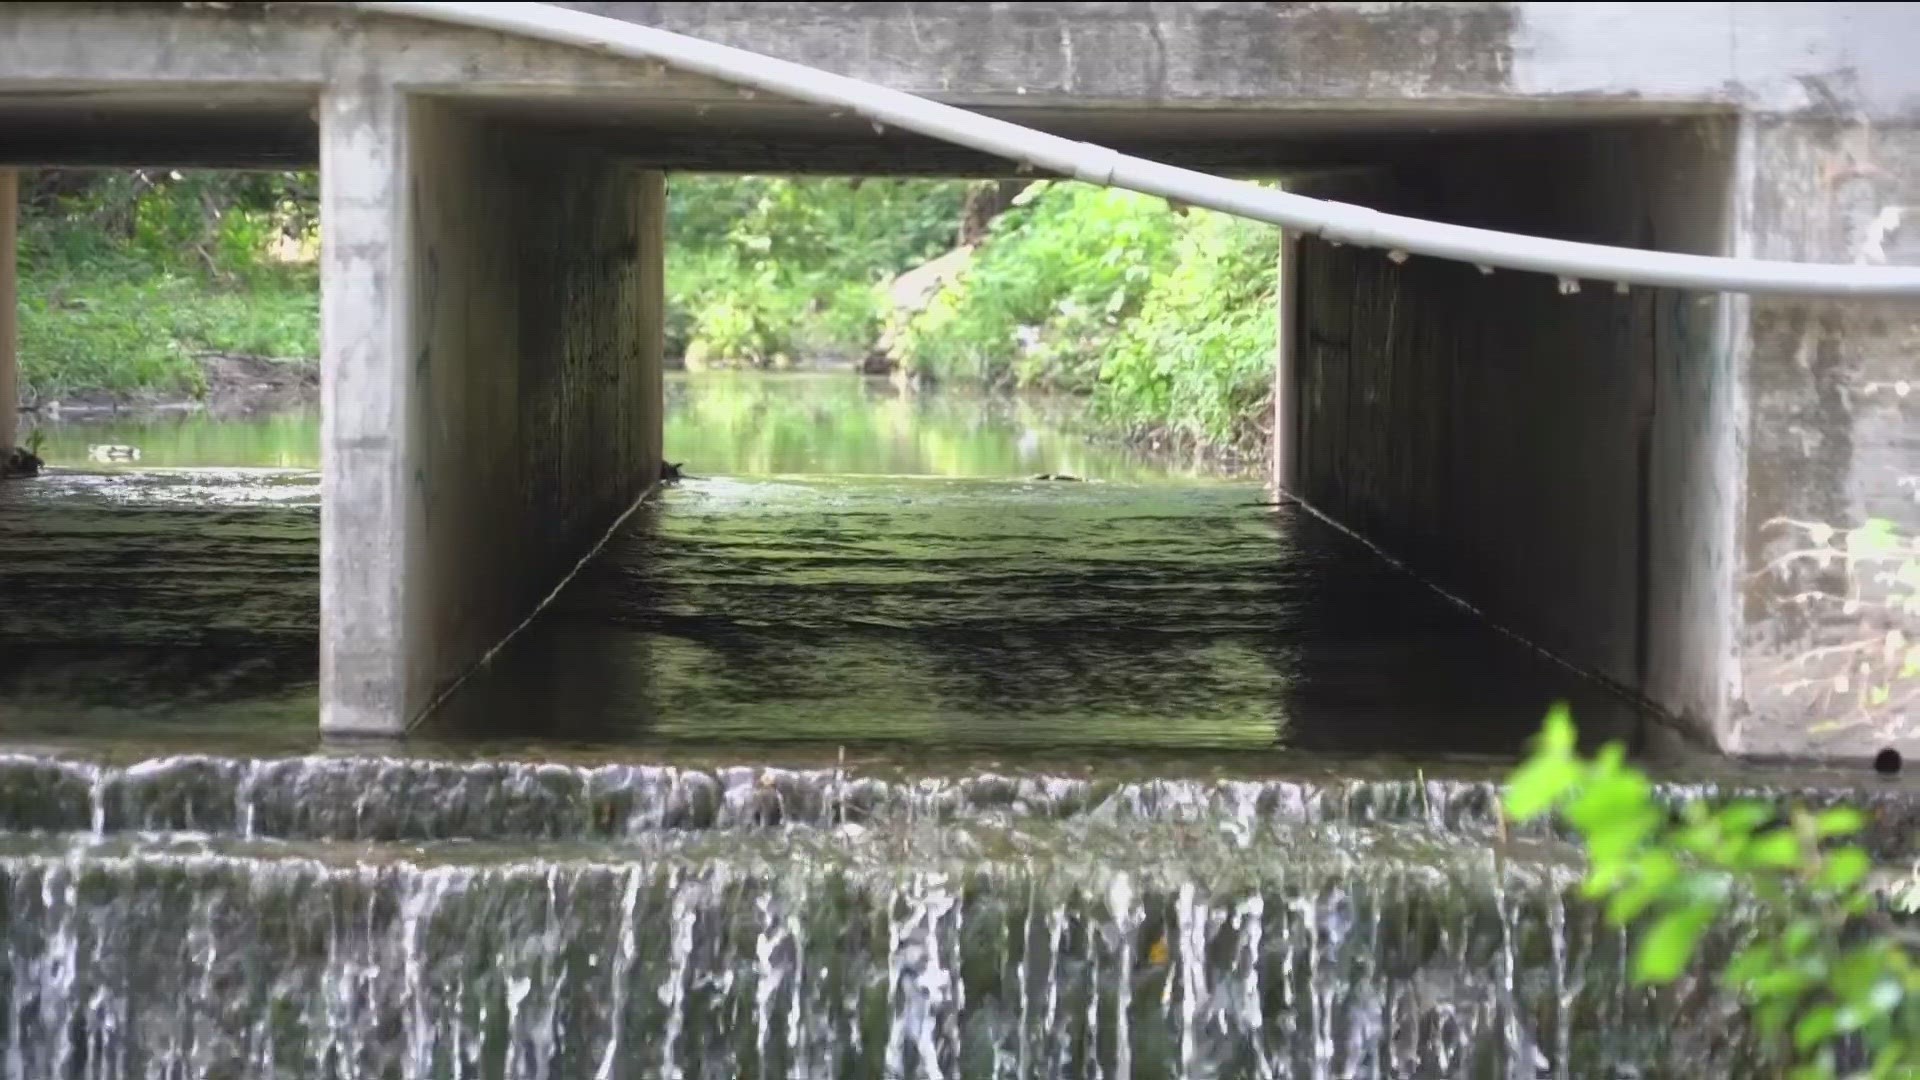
[2,750,1900,1079]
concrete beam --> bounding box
[0,169,15,456]
[565,2,1920,120]
[11,3,1920,178]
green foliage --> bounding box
[1507,705,1920,1078]
[1096,209,1278,449]
[888,181,1280,451]
[889,182,1179,387]
[17,169,318,399]
[667,176,966,364]
[18,166,1282,458]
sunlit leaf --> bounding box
[1817,847,1871,891]
[1795,1005,1840,1051]
[1718,802,1775,836]
[1726,943,1777,986]
[1633,900,1719,984]
[1747,830,1802,868]
[1815,807,1867,837]
[1505,753,1579,822]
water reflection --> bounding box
[1,371,1638,759]
[665,369,1232,481]
[29,408,320,470]
[439,477,1640,753]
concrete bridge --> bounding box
[3,1,1919,763]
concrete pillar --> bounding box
[318,87,663,736]
[0,169,16,454]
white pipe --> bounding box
[349,0,1920,297]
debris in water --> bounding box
[1030,473,1082,482]
[1,446,42,480]
[1876,746,1902,775]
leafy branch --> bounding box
[1507,705,1920,1078]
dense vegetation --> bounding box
[17,170,318,401]
[667,175,967,365]
[16,169,1281,456]
[886,180,1279,452]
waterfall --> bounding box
[0,750,1809,1078]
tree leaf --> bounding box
[1814,807,1865,838]
[1851,518,1901,557]
[1817,848,1871,891]
[1795,1005,1839,1051]
[1747,830,1802,869]
[1606,850,1681,926]
[1633,899,1719,984]
[1726,942,1777,987]
[1504,752,1579,822]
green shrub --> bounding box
[16,169,318,399]
[1508,706,1920,1078]
[685,285,799,368]
[668,176,966,364]
[889,182,1178,388]
[1097,208,1278,449]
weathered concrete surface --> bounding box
[1285,120,1740,750]
[0,170,15,459]
[1282,111,1920,765]
[569,2,1920,117]
[1733,117,1920,761]
[9,3,1920,173]
[320,91,662,736]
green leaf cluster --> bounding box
[887,180,1280,450]
[1507,705,1920,1077]
[667,176,967,365]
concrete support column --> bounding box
[1,169,16,455]
[319,82,420,736]
[318,86,664,736]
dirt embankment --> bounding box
[27,354,319,419]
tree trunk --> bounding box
[958,180,1024,246]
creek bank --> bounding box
[20,352,317,420]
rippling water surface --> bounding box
[0,370,1907,1078]
[2,371,1637,759]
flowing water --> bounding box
[0,370,1910,1077]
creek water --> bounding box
[0,370,1908,1078]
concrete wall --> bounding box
[1285,120,1740,747]
[320,91,662,736]
[1734,117,1920,761]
